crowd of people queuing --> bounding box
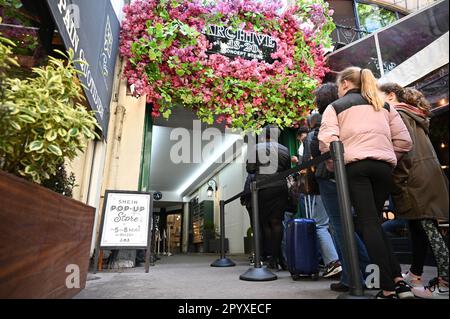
[242,66,449,299]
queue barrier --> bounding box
[212,141,366,298]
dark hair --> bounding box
[297,126,309,136]
[379,83,431,116]
[307,113,322,129]
[314,82,339,114]
[378,82,405,101]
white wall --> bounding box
[217,149,250,254]
[187,145,250,254]
[110,0,126,22]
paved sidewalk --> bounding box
[74,254,437,299]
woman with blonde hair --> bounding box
[319,67,413,299]
[379,83,449,299]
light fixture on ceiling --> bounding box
[176,133,241,195]
[207,179,217,197]
[438,98,448,106]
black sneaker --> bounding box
[395,280,415,299]
[330,282,349,292]
[375,291,398,299]
[323,260,342,278]
[249,254,255,266]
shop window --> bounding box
[377,0,449,74]
[356,2,398,33]
[326,35,382,78]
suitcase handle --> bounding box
[304,195,315,219]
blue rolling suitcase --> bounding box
[286,195,320,280]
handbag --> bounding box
[287,168,320,196]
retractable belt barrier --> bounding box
[213,141,365,298]
[256,151,331,190]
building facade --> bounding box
[2,0,447,263]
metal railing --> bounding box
[333,24,370,47]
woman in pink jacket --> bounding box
[318,66,413,299]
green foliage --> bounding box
[246,227,253,238]
[123,0,335,131]
[41,164,76,197]
[203,220,216,239]
[0,38,100,184]
[0,32,20,77]
[0,0,22,9]
[356,2,397,33]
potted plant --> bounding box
[0,30,99,298]
[202,220,216,253]
[205,223,229,253]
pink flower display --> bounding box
[120,0,335,131]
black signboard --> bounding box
[203,25,277,63]
[47,0,120,138]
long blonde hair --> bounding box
[337,67,385,111]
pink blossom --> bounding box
[119,0,332,129]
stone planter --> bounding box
[0,171,95,298]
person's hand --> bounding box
[325,159,334,172]
[291,156,299,164]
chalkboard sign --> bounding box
[203,24,277,63]
[94,190,154,273]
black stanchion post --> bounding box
[240,181,277,281]
[331,141,368,298]
[211,200,235,267]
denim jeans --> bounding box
[382,218,408,237]
[299,194,339,265]
[317,178,371,287]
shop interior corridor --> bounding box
[75,254,437,299]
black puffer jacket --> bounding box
[246,141,291,180]
[310,122,334,180]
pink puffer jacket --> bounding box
[318,89,412,167]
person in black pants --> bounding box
[379,83,449,298]
[246,125,290,270]
[346,160,403,291]
[319,67,413,299]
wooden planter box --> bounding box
[0,171,95,298]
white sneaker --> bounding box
[402,271,423,288]
[412,278,449,299]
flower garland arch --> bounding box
[120,0,335,131]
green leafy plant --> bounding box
[203,220,216,240]
[0,0,22,8]
[246,227,253,238]
[1,1,39,56]
[0,37,100,184]
[41,164,77,197]
[121,0,335,131]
